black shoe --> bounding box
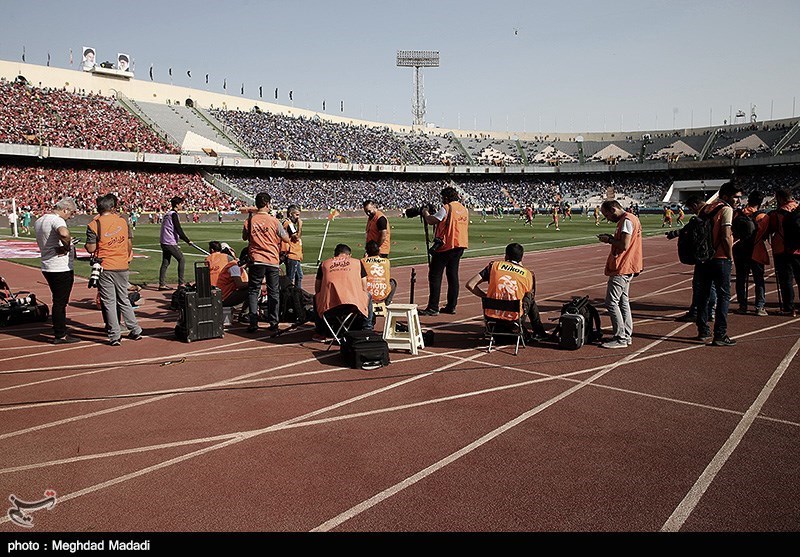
[712,335,737,346]
[439,307,456,315]
[676,313,697,322]
[418,308,439,316]
[128,331,143,341]
[696,332,712,342]
[110,338,121,346]
[247,324,259,333]
[266,323,280,333]
[53,335,80,345]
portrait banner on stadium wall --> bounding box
[117,53,131,73]
[82,46,96,71]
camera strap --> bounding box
[93,216,101,258]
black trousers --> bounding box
[42,270,74,338]
[159,243,185,286]
[426,247,465,311]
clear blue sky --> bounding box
[3,0,799,133]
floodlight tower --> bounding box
[396,50,439,126]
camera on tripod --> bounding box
[665,230,680,240]
[405,203,436,219]
[87,256,104,288]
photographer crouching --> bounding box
[85,194,142,346]
[417,186,469,316]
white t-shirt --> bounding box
[8,212,17,224]
[35,213,74,272]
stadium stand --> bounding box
[0,164,241,214]
[0,79,179,154]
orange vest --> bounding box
[743,206,770,265]
[281,218,304,261]
[362,255,391,302]
[316,256,369,318]
[436,202,469,251]
[605,213,643,276]
[485,260,534,321]
[244,212,282,265]
[205,252,230,286]
[217,261,248,300]
[770,200,799,255]
[88,214,130,271]
[365,210,391,255]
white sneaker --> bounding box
[601,339,629,349]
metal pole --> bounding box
[316,218,332,268]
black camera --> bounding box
[405,203,436,219]
[87,256,104,289]
[665,230,680,240]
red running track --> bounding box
[0,236,798,532]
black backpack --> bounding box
[778,206,800,253]
[677,204,724,265]
[553,295,603,346]
[731,210,758,243]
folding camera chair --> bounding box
[482,297,527,355]
[321,304,360,351]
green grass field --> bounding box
[5,213,673,284]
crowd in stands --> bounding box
[0,80,179,154]
[211,108,472,166]
[221,173,682,211]
[0,165,240,215]
[211,109,410,164]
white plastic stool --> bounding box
[382,304,425,355]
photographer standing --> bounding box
[419,186,469,316]
[243,192,290,334]
[34,197,79,344]
[597,200,643,349]
[85,194,142,346]
[363,200,390,258]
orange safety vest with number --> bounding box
[362,255,391,302]
[485,260,533,321]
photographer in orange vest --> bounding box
[466,242,547,341]
[314,244,373,336]
[419,187,469,316]
[363,199,391,258]
[85,193,142,346]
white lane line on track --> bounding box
[311,323,690,532]
[0,351,486,525]
[8,324,800,478]
[0,350,478,474]
[661,335,800,532]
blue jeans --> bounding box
[285,258,304,289]
[696,259,731,338]
[690,264,716,316]
[734,254,765,311]
[774,253,800,312]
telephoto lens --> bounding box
[88,262,103,288]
